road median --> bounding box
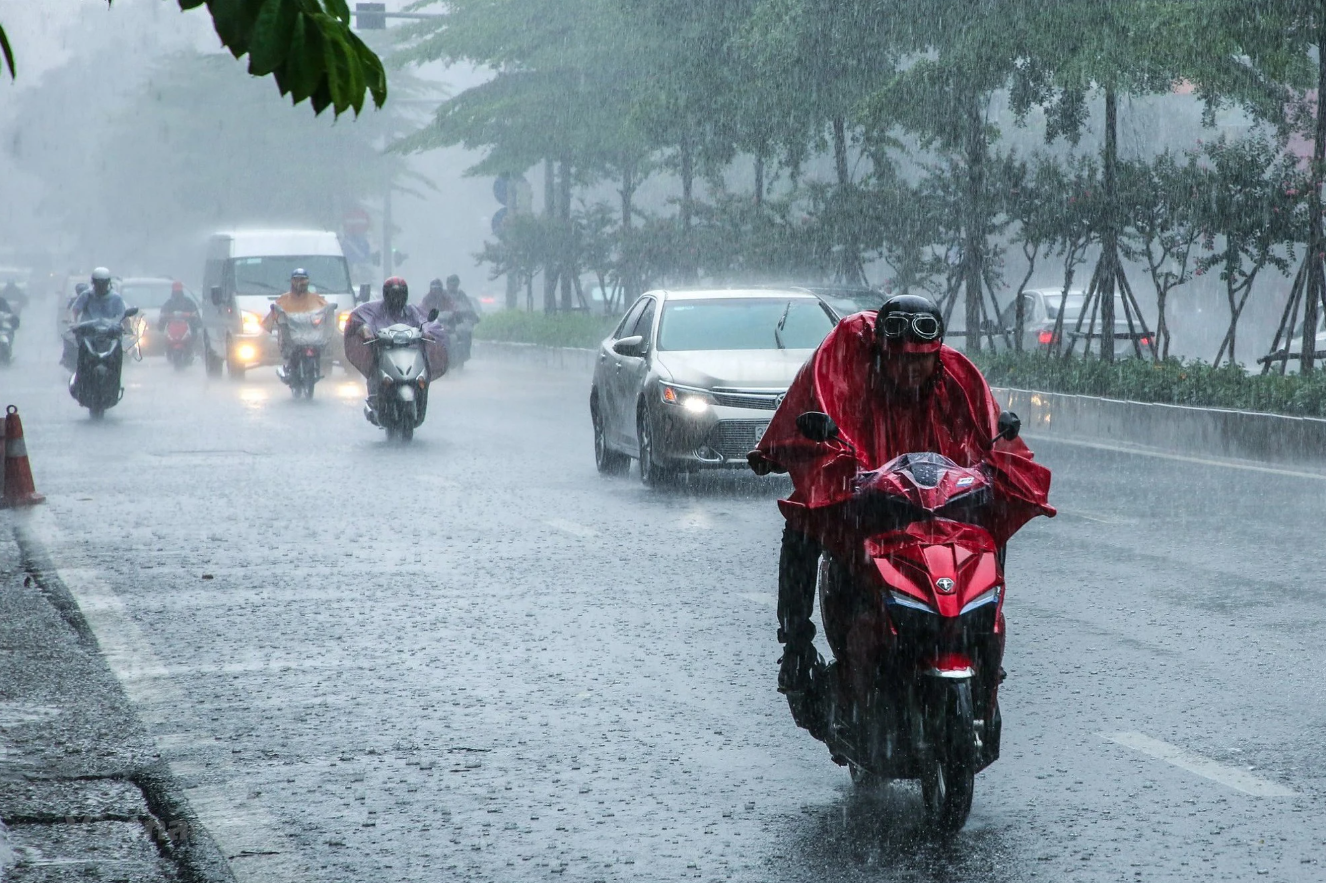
[477,340,1326,470]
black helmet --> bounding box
[382,276,408,312]
[876,294,943,353]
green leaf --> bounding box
[0,25,15,79]
[247,0,298,76]
[324,0,351,25]
[207,0,264,58]
[320,24,350,115]
[283,14,325,104]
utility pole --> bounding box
[383,186,394,278]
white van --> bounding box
[199,230,358,378]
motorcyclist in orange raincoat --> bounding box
[261,268,327,333]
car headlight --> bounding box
[241,310,264,336]
[660,383,714,414]
[337,311,349,332]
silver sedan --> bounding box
[589,288,836,485]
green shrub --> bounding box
[473,310,620,349]
[971,351,1326,419]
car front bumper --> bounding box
[649,404,777,469]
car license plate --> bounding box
[754,423,768,440]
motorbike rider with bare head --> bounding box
[749,294,1053,730]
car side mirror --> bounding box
[427,308,439,322]
[123,306,140,318]
[796,411,839,443]
[996,410,1021,442]
[210,285,225,307]
[612,335,645,357]
[357,283,371,304]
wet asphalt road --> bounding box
[2,328,1324,883]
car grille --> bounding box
[711,391,781,410]
[709,421,771,460]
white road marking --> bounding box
[20,508,315,883]
[738,592,777,607]
[544,518,598,538]
[1026,432,1326,481]
[1101,731,1297,797]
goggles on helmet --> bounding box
[878,311,942,342]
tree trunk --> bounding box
[832,116,864,285]
[543,158,557,313]
[1301,23,1326,372]
[1098,87,1120,363]
[620,161,637,306]
[963,97,986,353]
[680,138,696,282]
[559,159,573,312]
[754,153,765,210]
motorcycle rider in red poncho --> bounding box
[748,293,1054,731]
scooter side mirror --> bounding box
[358,283,371,304]
[123,306,140,318]
[795,411,839,443]
[996,410,1021,442]
[427,308,440,322]
[210,285,225,307]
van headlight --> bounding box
[337,311,350,333]
[660,383,714,415]
[241,310,264,336]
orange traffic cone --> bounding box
[2,405,45,508]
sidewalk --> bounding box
[0,515,213,882]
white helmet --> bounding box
[90,267,113,296]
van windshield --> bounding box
[230,256,351,296]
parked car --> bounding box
[118,277,195,357]
[796,285,888,321]
[589,288,837,485]
[198,230,356,378]
[999,288,1153,356]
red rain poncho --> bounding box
[753,313,1055,545]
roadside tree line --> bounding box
[393,0,1326,371]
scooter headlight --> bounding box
[887,590,935,614]
[960,586,1001,616]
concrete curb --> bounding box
[475,339,1326,469]
[12,519,237,883]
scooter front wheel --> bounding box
[921,681,976,833]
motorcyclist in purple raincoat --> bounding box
[343,276,448,418]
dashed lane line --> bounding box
[544,518,599,538]
[1101,731,1297,797]
[21,507,316,883]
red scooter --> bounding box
[163,312,197,370]
[791,410,1046,832]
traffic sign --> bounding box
[493,176,511,206]
[343,207,371,236]
[491,208,509,239]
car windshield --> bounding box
[821,292,885,317]
[120,281,183,309]
[657,298,834,351]
[1046,294,1128,324]
[230,256,351,296]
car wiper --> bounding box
[774,300,792,349]
[240,280,282,293]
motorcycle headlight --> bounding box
[241,310,264,336]
[960,586,1001,616]
[660,383,714,415]
[337,312,350,332]
[887,590,936,614]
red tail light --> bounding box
[1139,336,1151,347]
[1037,330,1055,346]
